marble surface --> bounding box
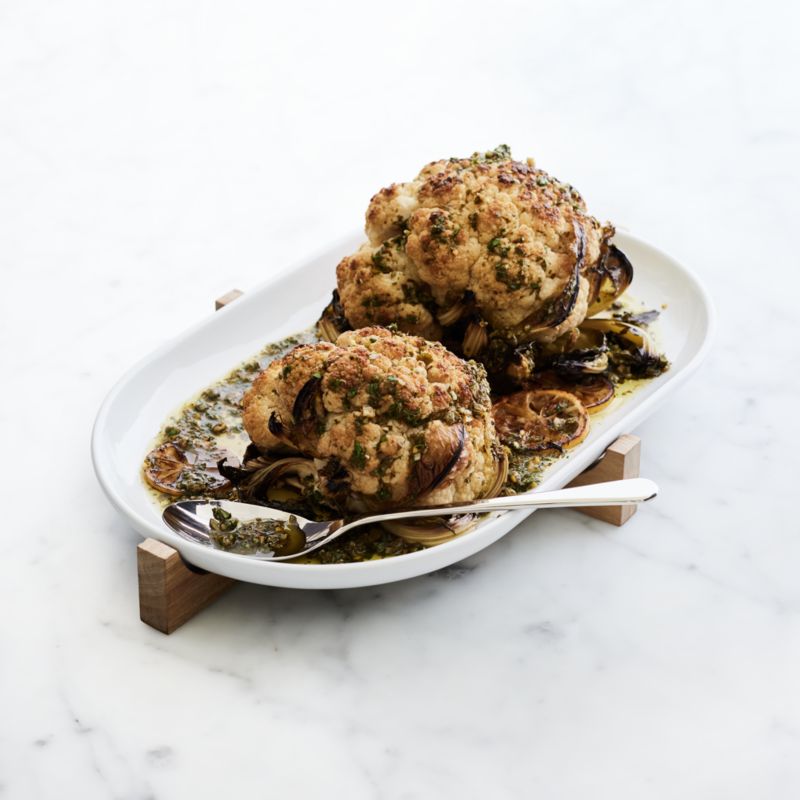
[2,0,799,797]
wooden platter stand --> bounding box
[137,290,643,634]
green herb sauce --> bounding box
[209,507,306,557]
[146,296,666,563]
[146,325,421,563]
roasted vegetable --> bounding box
[581,318,669,379]
[410,423,466,498]
[492,389,590,453]
[241,327,503,513]
[613,308,660,327]
[529,372,615,414]
[380,512,481,547]
[519,259,582,336]
[143,442,239,497]
[333,145,616,348]
[437,294,474,327]
[537,327,609,375]
[317,290,351,342]
[218,450,334,515]
[462,319,489,357]
[586,245,634,316]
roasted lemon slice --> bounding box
[529,372,615,415]
[143,442,239,497]
[492,389,590,452]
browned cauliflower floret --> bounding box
[242,327,504,511]
[336,240,441,340]
[336,145,615,350]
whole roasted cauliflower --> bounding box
[328,146,626,379]
[242,327,505,512]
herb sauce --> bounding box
[145,298,665,562]
[145,326,422,563]
[209,507,306,557]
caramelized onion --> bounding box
[267,411,301,452]
[381,513,481,546]
[462,320,489,357]
[317,290,350,342]
[384,445,507,546]
[586,244,634,316]
[411,423,466,498]
[538,327,608,375]
[437,300,468,327]
[291,375,323,442]
[580,318,656,358]
[483,447,509,500]
[220,454,321,507]
[580,317,668,378]
[521,261,581,335]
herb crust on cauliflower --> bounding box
[332,146,617,368]
[242,326,505,513]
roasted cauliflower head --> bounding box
[242,327,505,512]
[331,145,623,361]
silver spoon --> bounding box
[162,478,658,561]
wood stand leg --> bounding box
[567,433,641,526]
[135,290,644,633]
[137,539,235,634]
[214,288,243,310]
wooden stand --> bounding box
[214,288,243,310]
[138,539,235,634]
[137,290,643,633]
[565,434,641,526]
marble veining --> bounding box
[2,0,800,797]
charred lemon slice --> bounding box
[529,372,615,415]
[493,389,590,452]
[143,442,239,497]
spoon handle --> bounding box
[354,478,657,528]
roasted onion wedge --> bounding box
[520,261,581,336]
[492,389,590,453]
[411,423,466,499]
[538,327,608,375]
[462,319,489,357]
[317,290,350,342]
[143,442,239,497]
[529,372,615,414]
[580,317,656,357]
[381,447,507,546]
[437,296,472,327]
[579,317,668,378]
[219,452,325,509]
[381,513,482,546]
[586,244,634,316]
[291,375,324,443]
[520,220,585,337]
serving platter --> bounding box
[91,231,714,590]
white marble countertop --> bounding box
[3,0,799,797]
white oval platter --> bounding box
[91,231,714,589]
